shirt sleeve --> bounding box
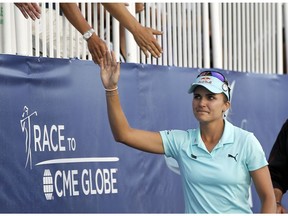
[160,129,189,159]
[245,133,268,171]
[268,119,288,194]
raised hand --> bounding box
[100,51,120,90]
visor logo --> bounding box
[198,77,212,84]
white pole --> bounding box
[284,3,288,74]
[139,4,145,64]
[156,3,162,66]
[255,3,259,73]
[125,3,137,63]
[112,18,120,61]
[3,3,13,54]
[14,5,30,55]
[34,11,40,56]
[246,3,251,72]
[250,3,255,72]
[242,4,246,72]
[182,3,187,67]
[197,3,202,68]
[162,3,167,66]
[203,2,210,68]
[271,3,276,74]
[259,4,263,73]
[277,3,283,74]
[192,3,197,68]
[211,3,222,69]
[145,3,152,64]
[232,3,237,71]
[267,3,271,74]
[223,3,228,70]
[55,3,60,58]
[177,3,182,67]
[187,3,192,68]
[41,3,47,57]
[27,13,33,56]
[48,2,54,58]
[264,3,269,74]
[172,3,177,66]
[167,3,172,66]
[237,3,241,71]
[228,3,232,70]
[151,3,157,65]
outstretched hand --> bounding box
[133,26,163,58]
[87,34,108,65]
[14,3,41,20]
[100,51,120,90]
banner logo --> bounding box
[43,169,54,200]
[42,168,119,200]
[20,106,120,200]
[20,106,37,169]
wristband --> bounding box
[105,86,118,92]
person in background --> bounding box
[15,3,162,64]
[15,2,107,63]
[268,119,288,213]
[58,3,108,64]
[98,50,276,213]
[102,3,163,60]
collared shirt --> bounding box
[160,120,268,213]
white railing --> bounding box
[0,2,287,74]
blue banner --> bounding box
[0,54,287,213]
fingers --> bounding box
[87,36,108,65]
[93,56,101,65]
[30,3,41,18]
[135,3,145,13]
[99,57,104,70]
[144,42,162,58]
[149,28,163,57]
[111,51,116,65]
[105,49,112,66]
[138,27,162,58]
[99,50,120,89]
[151,29,163,36]
[91,51,102,65]
[18,8,29,19]
[138,39,161,58]
[15,3,41,20]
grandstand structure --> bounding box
[0,2,287,74]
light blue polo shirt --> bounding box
[160,120,268,214]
